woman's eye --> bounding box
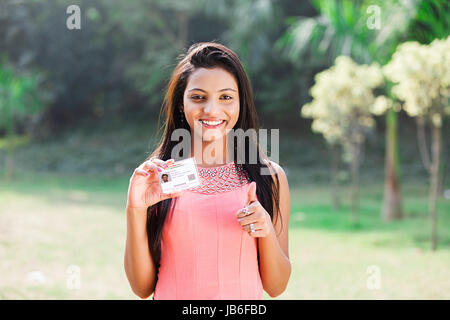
[191,95,232,101]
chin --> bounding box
[201,130,226,142]
[202,135,224,142]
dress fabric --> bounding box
[153,161,264,300]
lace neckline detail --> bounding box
[196,161,235,170]
[188,161,250,194]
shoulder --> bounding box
[262,159,289,192]
[263,159,286,179]
[262,159,290,234]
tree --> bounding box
[0,0,213,128]
[301,56,384,225]
[275,0,418,220]
[0,58,46,179]
[383,37,450,250]
[370,95,404,221]
[405,0,450,196]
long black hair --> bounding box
[146,41,281,282]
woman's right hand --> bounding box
[126,158,182,210]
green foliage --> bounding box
[408,0,450,43]
[0,135,31,150]
[0,57,46,139]
[0,0,448,138]
[301,56,383,156]
[276,0,417,65]
[384,37,450,123]
[0,0,324,122]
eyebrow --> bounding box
[187,88,236,93]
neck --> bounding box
[190,135,232,167]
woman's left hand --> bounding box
[236,182,274,238]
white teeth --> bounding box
[201,120,223,126]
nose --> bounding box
[203,100,221,116]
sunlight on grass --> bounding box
[1,172,449,299]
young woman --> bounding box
[124,42,291,300]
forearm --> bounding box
[257,225,291,297]
[124,206,156,298]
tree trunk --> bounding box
[350,141,361,226]
[5,146,14,181]
[330,143,341,210]
[429,122,441,251]
[416,116,431,172]
[437,142,447,197]
[382,109,403,221]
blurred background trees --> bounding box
[383,37,450,250]
[275,0,449,249]
[301,56,384,225]
[0,57,47,180]
[0,0,321,130]
[0,0,449,250]
[276,0,419,223]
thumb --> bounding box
[247,181,257,204]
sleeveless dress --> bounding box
[152,161,264,300]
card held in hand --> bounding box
[159,157,200,194]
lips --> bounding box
[199,119,225,128]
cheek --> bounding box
[183,104,199,121]
[228,103,240,125]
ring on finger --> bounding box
[249,223,255,233]
[242,207,250,216]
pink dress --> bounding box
[153,161,264,300]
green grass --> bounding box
[285,183,450,299]
[0,171,136,299]
[1,170,449,299]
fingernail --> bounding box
[145,172,150,176]
[157,167,162,172]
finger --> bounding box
[247,181,257,204]
[151,158,168,167]
[247,229,265,238]
[242,222,263,233]
[165,158,175,166]
[152,158,175,169]
[135,168,150,177]
[246,201,260,211]
[142,161,162,174]
[237,214,260,226]
[140,159,161,169]
[236,204,257,218]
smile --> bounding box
[199,119,225,128]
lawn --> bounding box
[1,168,449,300]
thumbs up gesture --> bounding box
[236,181,273,238]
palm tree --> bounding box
[275,0,419,221]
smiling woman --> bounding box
[183,67,240,146]
[124,41,291,300]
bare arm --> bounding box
[124,206,156,299]
[258,161,291,297]
[124,157,179,299]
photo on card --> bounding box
[158,157,201,194]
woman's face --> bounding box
[182,67,240,142]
